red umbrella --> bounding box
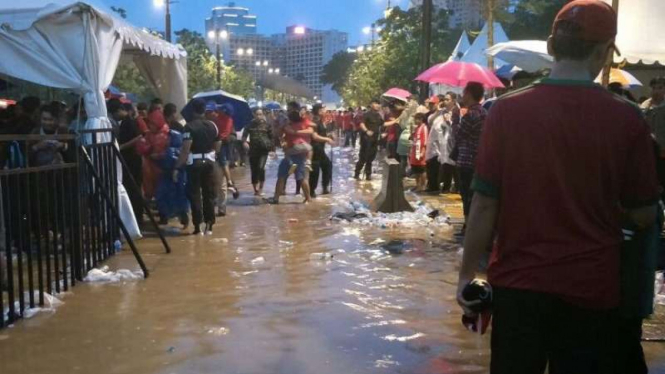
[415,61,505,89]
[382,87,412,101]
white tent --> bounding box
[461,22,510,69]
[0,1,189,239]
[448,31,471,61]
[602,0,665,65]
[0,0,188,135]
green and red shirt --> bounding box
[473,78,659,309]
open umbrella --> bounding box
[415,61,505,89]
[594,68,643,88]
[485,41,553,73]
[264,101,282,110]
[383,88,412,102]
[181,90,252,131]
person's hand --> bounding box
[456,277,482,316]
[366,131,374,137]
[327,138,335,145]
[172,169,180,183]
[243,141,250,151]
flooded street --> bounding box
[1,147,665,374]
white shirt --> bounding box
[426,111,446,162]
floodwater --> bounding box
[1,147,665,374]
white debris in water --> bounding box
[83,266,143,283]
[375,355,401,368]
[382,332,426,342]
[211,238,229,244]
[309,252,334,261]
[250,257,265,265]
[3,291,64,323]
[331,198,451,229]
[369,238,386,245]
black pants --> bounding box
[355,141,377,178]
[310,151,332,193]
[441,163,459,192]
[459,167,474,217]
[186,160,217,227]
[426,158,441,191]
[122,154,143,224]
[616,317,648,374]
[344,130,357,148]
[491,288,617,374]
[398,154,408,178]
[249,152,268,185]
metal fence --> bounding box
[0,130,152,328]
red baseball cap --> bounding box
[429,95,440,105]
[553,0,617,43]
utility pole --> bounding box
[487,0,494,70]
[216,35,222,90]
[371,23,376,45]
[165,0,171,42]
[420,0,433,101]
[601,0,620,87]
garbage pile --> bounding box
[3,291,64,323]
[330,198,450,229]
[83,266,143,283]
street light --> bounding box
[154,0,177,42]
[208,28,229,89]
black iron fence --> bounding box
[0,129,160,328]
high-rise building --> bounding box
[281,26,348,102]
[204,5,348,102]
[205,2,257,36]
[410,0,483,30]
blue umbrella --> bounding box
[181,90,252,131]
[264,101,282,110]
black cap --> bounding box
[312,103,325,113]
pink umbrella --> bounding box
[415,61,505,89]
[383,87,412,101]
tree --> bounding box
[321,52,356,96]
[110,6,127,19]
[506,0,568,40]
[340,6,458,106]
[112,64,152,101]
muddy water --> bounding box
[1,147,664,374]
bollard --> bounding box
[371,157,414,213]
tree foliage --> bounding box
[341,6,458,107]
[175,29,255,98]
[321,52,356,96]
[506,0,568,40]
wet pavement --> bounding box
[1,147,665,374]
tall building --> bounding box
[410,0,483,30]
[204,4,348,102]
[205,2,257,36]
[281,26,348,102]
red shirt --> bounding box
[409,123,428,166]
[285,120,312,148]
[474,79,659,309]
[215,113,234,141]
[342,114,353,131]
[385,116,398,143]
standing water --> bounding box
[1,147,664,374]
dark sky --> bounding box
[101,0,407,45]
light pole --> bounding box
[208,29,228,89]
[419,0,432,101]
[363,24,380,45]
[154,0,177,42]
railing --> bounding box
[0,129,166,328]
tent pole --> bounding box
[601,0,620,87]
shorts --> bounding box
[278,153,307,181]
[285,142,312,156]
[411,165,426,174]
[217,142,233,166]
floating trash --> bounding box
[83,266,143,283]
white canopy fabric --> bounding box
[0,0,188,132]
[485,41,553,72]
[602,0,665,65]
[449,31,471,61]
[461,22,510,69]
[0,1,188,239]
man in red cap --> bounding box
[457,1,659,373]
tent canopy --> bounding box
[602,0,665,65]
[449,31,471,61]
[0,0,188,135]
[461,22,510,69]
